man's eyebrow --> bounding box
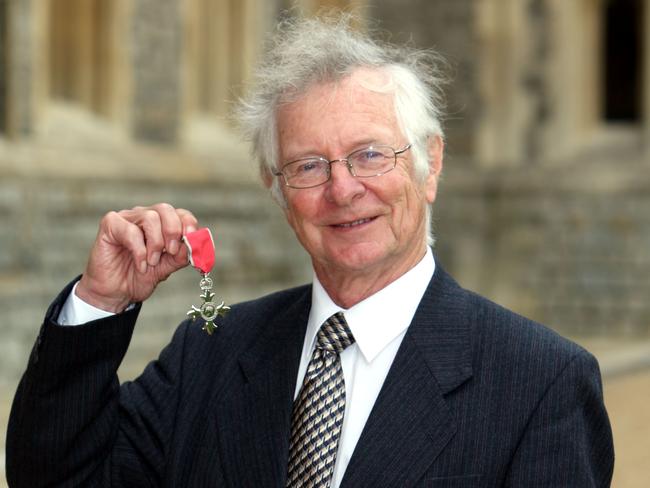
[283,150,324,163]
[282,137,390,162]
[305,139,383,154]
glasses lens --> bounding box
[349,146,395,177]
[284,158,329,188]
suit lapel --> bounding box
[215,287,311,487]
[341,266,474,487]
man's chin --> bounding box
[322,244,390,273]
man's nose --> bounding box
[325,160,365,205]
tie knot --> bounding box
[316,312,355,354]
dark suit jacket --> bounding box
[7,265,614,487]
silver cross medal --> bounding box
[182,228,230,335]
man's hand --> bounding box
[76,204,199,312]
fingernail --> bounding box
[139,260,148,274]
[186,225,197,234]
[150,251,161,266]
[168,239,179,255]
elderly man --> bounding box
[7,16,613,488]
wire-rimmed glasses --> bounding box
[273,143,412,189]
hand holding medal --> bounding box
[183,228,230,334]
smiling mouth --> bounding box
[333,217,375,228]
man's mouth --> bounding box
[333,217,375,228]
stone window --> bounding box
[602,0,643,122]
[48,0,114,116]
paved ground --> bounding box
[568,336,650,488]
[2,342,649,487]
[603,369,650,488]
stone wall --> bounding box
[436,158,650,338]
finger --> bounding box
[151,203,183,256]
[102,211,148,274]
[123,221,150,274]
[120,208,165,267]
[176,208,199,235]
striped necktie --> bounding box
[286,312,356,487]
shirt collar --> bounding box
[307,247,435,363]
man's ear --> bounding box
[425,135,444,204]
[261,165,274,188]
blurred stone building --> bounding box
[1,0,649,391]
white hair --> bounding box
[236,14,447,244]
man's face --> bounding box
[275,69,442,287]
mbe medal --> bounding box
[183,228,230,335]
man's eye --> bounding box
[357,149,384,161]
[297,161,321,173]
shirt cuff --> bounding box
[57,282,117,326]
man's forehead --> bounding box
[275,67,400,155]
[312,67,396,101]
[351,67,395,94]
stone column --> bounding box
[5,0,34,136]
[0,0,7,133]
[74,0,95,110]
[131,0,182,144]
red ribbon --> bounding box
[183,228,215,274]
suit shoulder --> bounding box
[464,288,592,370]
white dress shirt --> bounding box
[298,248,434,487]
[57,249,435,487]
[58,281,118,325]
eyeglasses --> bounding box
[273,143,412,189]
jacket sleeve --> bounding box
[505,349,615,487]
[6,280,192,488]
